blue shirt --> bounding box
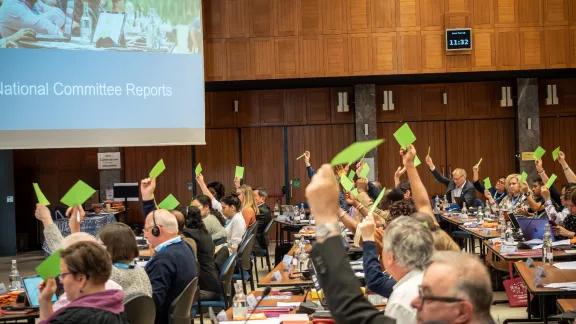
[307,166,350,212]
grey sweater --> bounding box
[43,223,153,301]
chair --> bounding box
[169,277,199,324]
[214,246,230,274]
[233,234,257,294]
[243,222,258,242]
[476,199,485,208]
[253,220,274,282]
[193,252,238,323]
[124,294,155,324]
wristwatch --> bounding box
[316,223,338,239]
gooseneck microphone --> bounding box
[243,286,272,324]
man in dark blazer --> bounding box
[253,186,272,248]
[425,155,477,208]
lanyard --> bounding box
[510,194,521,208]
[113,262,134,269]
[493,190,505,202]
[156,237,182,253]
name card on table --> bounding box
[246,294,258,308]
[216,310,228,321]
[271,270,283,282]
[535,266,546,278]
[483,228,491,235]
[500,244,518,254]
[0,283,6,295]
[526,257,535,268]
[283,255,293,271]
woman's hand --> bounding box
[357,213,376,242]
[484,190,495,204]
[38,277,57,303]
[541,186,551,201]
[535,158,544,173]
[553,226,575,238]
[233,177,241,189]
[356,178,368,193]
[35,204,53,225]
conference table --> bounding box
[0,303,38,324]
[224,290,306,320]
[19,36,176,53]
[258,244,313,288]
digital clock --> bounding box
[446,28,472,51]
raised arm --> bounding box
[196,173,215,200]
[472,164,480,182]
[426,155,450,185]
[559,151,576,183]
[394,166,406,187]
[403,145,434,217]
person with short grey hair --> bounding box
[382,216,433,324]
[411,251,494,324]
[252,186,272,248]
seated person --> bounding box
[220,194,247,252]
[526,178,546,215]
[191,194,227,245]
[196,172,226,214]
[411,251,495,324]
[486,174,531,215]
[0,27,35,47]
[543,184,576,225]
[38,241,129,324]
[551,190,576,239]
[178,206,222,301]
[426,155,476,207]
[304,150,351,211]
[473,164,507,204]
[235,183,257,227]
[410,212,459,252]
[144,209,198,324]
[252,186,272,248]
[0,0,65,37]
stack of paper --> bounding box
[544,282,576,290]
[553,261,576,270]
[279,314,309,324]
[524,239,543,245]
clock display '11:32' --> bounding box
[449,39,469,46]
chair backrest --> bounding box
[124,294,156,324]
[214,246,230,273]
[220,251,237,300]
[169,277,199,324]
[262,221,274,247]
[237,234,256,270]
[244,222,258,240]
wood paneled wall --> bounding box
[13,148,100,250]
[203,0,576,81]
[123,146,193,223]
[540,116,576,187]
[195,128,241,193]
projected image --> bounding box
[0,0,202,54]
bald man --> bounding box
[144,209,197,324]
[425,155,476,207]
[411,251,494,324]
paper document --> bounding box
[524,239,543,245]
[277,302,301,307]
[220,321,280,324]
[553,261,576,270]
[544,282,576,290]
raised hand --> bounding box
[35,204,53,225]
[357,213,376,242]
[395,166,407,178]
[425,155,434,169]
[304,151,311,166]
[305,164,340,227]
[535,158,543,173]
[400,144,416,166]
[140,177,156,201]
[558,151,566,164]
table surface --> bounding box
[440,214,466,225]
[484,241,575,261]
[258,245,313,287]
[224,290,306,320]
[0,303,39,322]
[515,261,576,295]
[139,248,152,258]
[460,226,500,239]
[557,298,576,312]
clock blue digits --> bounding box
[446,28,472,51]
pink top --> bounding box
[52,279,123,311]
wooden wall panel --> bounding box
[258,90,285,126]
[371,0,397,32]
[250,38,275,79]
[520,27,546,69]
[397,0,421,30]
[238,91,260,127]
[287,125,355,205]
[377,122,447,197]
[203,0,227,39]
[205,93,214,129]
[323,35,350,76]
[545,26,571,67]
[250,0,275,37]
[421,0,445,30]
[348,0,371,32]
[275,0,299,36]
[241,127,285,208]
[322,0,347,34]
[306,88,331,124]
[349,34,373,75]
[518,0,543,26]
[445,119,516,198]
[496,28,521,70]
[284,89,308,125]
[572,27,576,67]
[299,35,324,77]
[491,81,516,118]
[446,55,472,72]
[445,0,470,12]
[204,39,227,81]
[274,37,300,78]
[421,84,446,120]
[544,0,570,25]
[471,0,495,27]
[226,38,251,80]
[445,83,468,119]
[226,0,250,37]
[124,146,192,223]
[541,117,576,188]
[466,82,493,118]
[299,0,322,35]
[398,31,422,73]
[330,87,355,124]
[472,29,496,70]
[421,31,446,72]
[372,32,398,74]
[212,91,239,128]
[194,129,240,197]
[495,0,518,26]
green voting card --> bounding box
[158,194,180,210]
[331,139,384,166]
[359,164,370,179]
[370,188,386,214]
[340,176,354,192]
[553,147,560,161]
[195,163,202,176]
[546,174,557,189]
[60,180,96,207]
[36,250,61,281]
[296,153,306,160]
[483,177,492,190]
[393,123,417,150]
[33,183,50,206]
[427,146,430,156]
[414,155,421,167]
[533,146,546,159]
[476,158,483,167]
[149,159,166,178]
[351,188,359,197]
[235,166,245,179]
[423,221,429,228]
[348,170,356,181]
[520,171,528,184]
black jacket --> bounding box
[256,204,272,248]
[310,236,396,324]
[181,228,221,294]
[431,168,477,207]
[43,306,130,324]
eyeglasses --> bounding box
[453,175,464,182]
[58,272,72,281]
[497,180,505,184]
[418,286,466,304]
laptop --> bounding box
[36,0,75,42]
[22,276,58,308]
[517,218,556,242]
[508,213,521,229]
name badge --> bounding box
[526,257,535,268]
[247,294,258,308]
[500,244,518,254]
[283,255,293,271]
[271,270,283,282]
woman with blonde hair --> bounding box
[236,184,257,227]
[486,173,531,215]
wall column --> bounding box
[516,78,540,178]
[0,150,16,256]
[354,84,378,180]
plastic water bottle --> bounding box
[543,223,554,264]
[146,8,160,49]
[232,282,247,320]
[80,3,93,43]
[498,212,505,239]
[505,221,514,243]
[294,206,301,223]
[477,206,484,223]
[9,260,21,291]
[461,202,468,216]
[442,194,449,210]
[274,203,280,218]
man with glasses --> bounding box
[425,155,476,207]
[473,165,508,205]
[411,251,495,324]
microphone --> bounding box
[243,286,271,324]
